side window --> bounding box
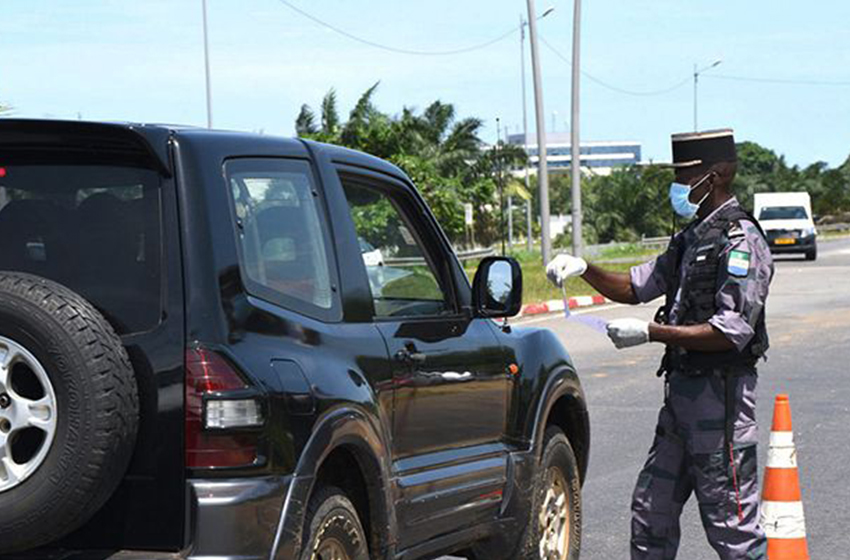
[340,177,453,318]
[226,158,337,318]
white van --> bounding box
[754,192,817,260]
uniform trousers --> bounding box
[630,369,767,560]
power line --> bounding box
[275,0,517,56]
[706,74,850,87]
[539,36,691,96]
[275,2,850,91]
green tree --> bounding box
[295,89,341,143]
[295,86,508,244]
[583,165,674,243]
[733,141,850,217]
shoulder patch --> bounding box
[727,249,750,277]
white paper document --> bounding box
[562,285,609,334]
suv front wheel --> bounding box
[533,427,583,560]
[472,425,582,560]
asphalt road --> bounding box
[529,236,849,559]
[445,236,850,559]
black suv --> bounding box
[0,120,589,560]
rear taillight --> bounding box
[185,348,263,468]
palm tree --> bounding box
[294,104,317,136]
[295,90,341,143]
[292,85,518,244]
[394,100,484,177]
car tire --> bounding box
[300,486,370,560]
[527,426,582,560]
[805,246,817,261]
[0,272,139,554]
[471,426,582,560]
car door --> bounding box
[336,167,511,549]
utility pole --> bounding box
[507,194,514,247]
[570,0,583,258]
[496,118,506,256]
[693,63,698,132]
[526,0,552,265]
[201,0,213,128]
[499,118,514,249]
[693,59,722,131]
[520,15,533,252]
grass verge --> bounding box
[464,251,649,306]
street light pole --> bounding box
[526,0,552,265]
[570,0,583,258]
[521,12,533,251]
[496,118,506,256]
[520,9,553,253]
[693,63,698,132]
[201,0,213,129]
[693,59,722,131]
[507,191,514,247]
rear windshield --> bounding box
[758,205,809,220]
[0,164,162,334]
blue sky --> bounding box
[2,0,849,167]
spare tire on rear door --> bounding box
[0,272,139,554]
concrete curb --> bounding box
[519,294,609,318]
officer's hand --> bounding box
[546,254,588,287]
[606,318,650,349]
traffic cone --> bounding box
[760,394,809,559]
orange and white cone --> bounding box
[760,394,809,559]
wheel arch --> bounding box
[272,404,395,560]
[530,371,590,484]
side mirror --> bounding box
[472,256,523,318]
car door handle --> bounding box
[395,346,427,365]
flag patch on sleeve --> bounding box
[727,250,750,277]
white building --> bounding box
[507,133,641,176]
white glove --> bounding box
[606,318,650,349]
[546,254,588,287]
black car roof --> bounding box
[0,119,409,183]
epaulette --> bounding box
[727,221,746,239]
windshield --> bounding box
[758,205,808,221]
[359,238,376,253]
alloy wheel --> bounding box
[0,336,58,493]
[312,536,352,560]
[538,465,571,560]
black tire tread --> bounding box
[300,486,370,560]
[473,425,582,560]
[0,272,139,552]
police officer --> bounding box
[547,129,772,559]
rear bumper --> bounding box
[2,552,184,560]
[185,476,290,559]
[10,475,314,560]
[186,473,316,560]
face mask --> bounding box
[669,173,713,219]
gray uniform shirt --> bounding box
[630,197,774,351]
